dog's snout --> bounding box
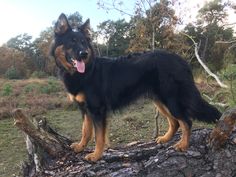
[79,51,88,59]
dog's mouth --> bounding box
[70,51,88,73]
[71,59,85,73]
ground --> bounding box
[0,78,221,176]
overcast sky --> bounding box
[0,0,235,46]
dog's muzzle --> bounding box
[78,51,88,60]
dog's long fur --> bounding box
[51,14,222,162]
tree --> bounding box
[128,0,178,52]
[97,19,131,56]
[32,27,55,74]
[97,0,178,52]
[67,11,83,28]
[6,33,33,52]
[0,46,28,78]
[128,15,152,52]
[6,33,37,76]
[184,0,234,71]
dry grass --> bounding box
[0,78,72,120]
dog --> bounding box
[50,13,222,162]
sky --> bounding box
[0,0,235,45]
[0,0,135,45]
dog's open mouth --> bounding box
[71,59,85,73]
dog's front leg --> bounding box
[71,113,93,152]
[85,114,106,162]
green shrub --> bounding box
[4,66,20,79]
[23,78,61,95]
[1,84,13,96]
[39,79,61,94]
[221,64,236,80]
[220,64,236,105]
[30,71,48,78]
[23,83,39,93]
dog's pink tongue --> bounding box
[76,60,85,73]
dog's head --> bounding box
[51,13,93,74]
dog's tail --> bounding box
[185,86,222,123]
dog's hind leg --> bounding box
[173,119,191,151]
[70,114,93,153]
[154,101,179,144]
[85,116,107,162]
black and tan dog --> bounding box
[50,13,221,162]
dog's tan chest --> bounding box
[68,93,86,104]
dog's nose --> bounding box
[79,51,88,59]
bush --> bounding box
[23,78,62,95]
[23,83,39,93]
[220,64,236,106]
[39,79,61,94]
[4,66,20,79]
[221,64,236,80]
[1,84,13,96]
[30,71,48,78]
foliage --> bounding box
[23,83,39,93]
[97,19,131,56]
[220,64,236,105]
[4,66,21,79]
[6,33,33,52]
[0,46,28,78]
[128,0,178,52]
[0,1,234,78]
[67,11,83,28]
[6,34,36,73]
[23,78,62,94]
[39,79,61,94]
[1,83,13,96]
[184,0,234,71]
[30,71,48,79]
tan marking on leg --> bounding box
[67,93,75,102]
[85,124,106,162]
[173,119,190,151]
[75,93,86,103]
[70,114,93,153]
[154,101,179,144]
[55,45,74,73]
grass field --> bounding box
[0,78,220,177]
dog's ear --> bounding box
[80,19,91,40]
[54,13,71,35]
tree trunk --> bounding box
[12,108,236,177]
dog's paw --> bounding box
[70,142,85,153]
[173,141,188,151]
[85,152,102,162]
[156,136,169,144]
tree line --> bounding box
[0,0,235,79]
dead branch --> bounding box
[202,93,229,108]
[215,40,236,44]
[181,32,228,88]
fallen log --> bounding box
[12,108,236,177]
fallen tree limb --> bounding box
[12,108,236,177]
[202,93,229,108]
[181,32,228,88]
[12,109,72,176]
